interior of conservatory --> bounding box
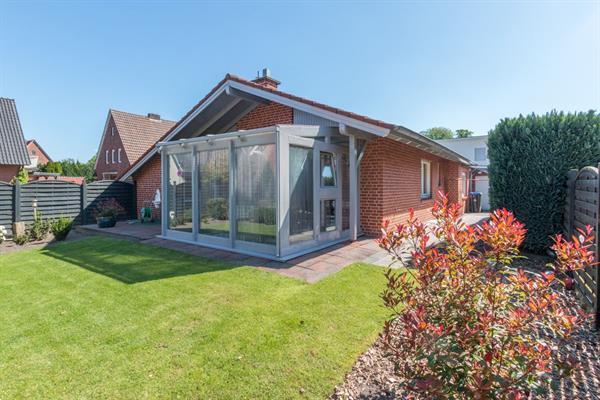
[159,124,364,260]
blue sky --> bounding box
[1,1,598,161]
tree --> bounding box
[455,128,474,138]
[42,155,97,183]
[422,127,453,139]
[39,161,63,174]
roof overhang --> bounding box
[120,80,393,181]
[388,125,473,166]
[119,76,472,181]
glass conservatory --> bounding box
[159,124,361,260]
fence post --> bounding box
[596,163,600,330]
[14,181,21,222]
[81,181,88,225]
[566,169,578,237]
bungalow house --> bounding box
[94,109,175,180]
[0,98,30,182]
[118,69,471,260]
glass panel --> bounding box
[167,152,193,232]
[320,199,336,232]
[341,153,350,230]
[320,152,336,187]
[289,146,313,244]
[235,144,276,245]
[198,149,229,238]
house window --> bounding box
[437,163,442,187]
[461,172,468,196]
[105,150,109,164]
[111,149,115,164]
[474,147,487,162]
[118,148,122,163]
[320,152,336,187]
[421,160,431,199]
[111,127,115,136]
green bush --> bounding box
[51,217,73,241]
[27,213,51,241]
[488,110,600,252]
[206,198,228,220]
[13,234,29,246]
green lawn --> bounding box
[0,237,387,399]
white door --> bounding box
[474,177,490,211]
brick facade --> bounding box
[26,140,51,166]
[235,102,293,130]
[359,137,467,236]
[0,165,20,182]
[132,154,162,220]
[95,115,130,180]
[128,100,468,231]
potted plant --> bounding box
[94,198,125,228]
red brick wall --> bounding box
[132,154,161,219]
[95,116,131,179]
[359,137,467,236]
[26,141,50,166]
[235,102,293,130]
[0,165,20,183]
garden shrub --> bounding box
[378,193,596,399]
[94,198,126,220]
[0,225,6,244]
[206,198,228,220]
[51,217,73,241]
[13,234,29,246]
[27,213,51,241]
[487,110,600,252]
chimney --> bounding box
[147,113,161,121]
[252,67,280,90]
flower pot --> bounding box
[97,216,117,228]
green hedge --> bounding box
[488,110,600,252]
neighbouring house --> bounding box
[94,109,176,180]
[25,139,52,171]
[436,135,489,210]
[117,69,472,260]
[0,98,30,182]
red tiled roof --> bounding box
[110,109,176,166]
[119,73,395,179]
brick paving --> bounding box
[76,213,488,283]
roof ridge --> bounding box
[110,108,176,123]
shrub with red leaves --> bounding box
[378,192,597,399]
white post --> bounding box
[191,147,199,241]
[160,149,168,236]
[349,134,358,241]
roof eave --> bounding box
[389,125,474,166]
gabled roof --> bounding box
[95,109,176,170]
[119,73,471,180]
[26,139,53,163]
[0,98,30,166]
[110,110,176,164]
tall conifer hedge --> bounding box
[488,110,600,252]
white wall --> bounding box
[436,135,489,167]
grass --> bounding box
[0,237,388,399]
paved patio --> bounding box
[76,213,488,283]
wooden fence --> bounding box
[0,180,135,237]
[564,163,600,329]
